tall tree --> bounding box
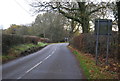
[116,1,120,63]
[3,24,30,35]
[117,2,120,32]
[4,24,21,34]
[33,12,69,42]
[31,1,106,33]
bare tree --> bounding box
[31,1,106,33]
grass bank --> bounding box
[68,46,118,79]
[2,42,48,63]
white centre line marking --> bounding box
[51,51,55,54]
[25,61,42,73]
[17,48,57,79]
[17,76,22,79]
[44,55,51,60]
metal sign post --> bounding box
[95,20,99,65]
[106,20,111,65]
[95,19,112,65]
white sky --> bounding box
[0,0,36,29]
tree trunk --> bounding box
[117,1,120,62]
[81,17,89,33]
[69,20,75,43]
[117,2,120,79]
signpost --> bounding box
[95,19,112,65]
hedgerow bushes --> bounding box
[2,34,23,54]
[71,32,118,59]
[2,34,41,54]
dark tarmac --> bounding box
[2,43,84,79]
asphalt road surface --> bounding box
[2,43,85,79]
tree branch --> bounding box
[89,6,106,15]
[57,8,81,24]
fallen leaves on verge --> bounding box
[68,46,119,79]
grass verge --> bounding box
[68,46,118,79]
[2,42,48,63]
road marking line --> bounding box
[44,55,51,60]
[25,50,56,74]
[17,72,26,79]
[17,48,57,79]
[17,76,22,79]
[26,61,42,73]
[51,51,55,54]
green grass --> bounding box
[2,42,48,63]
[12,42,47,52]
[69,46,117,79]
[37,42,47,47]
[48,42,68,45]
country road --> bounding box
[2,43,84,79]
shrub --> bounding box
[2,34,24,54]
[2,34,43,54]
[71,32,118,59]
[23,35,40,44]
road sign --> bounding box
[94,19,112,65]
[95,19,112,35]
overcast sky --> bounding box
[0,0,36,29]
[0,0,116,29]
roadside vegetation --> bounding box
[1,1,120,79]
[68,46,119,79]
[2,42,47,63]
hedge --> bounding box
[2,34,42,54]
[71,32,118,59]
